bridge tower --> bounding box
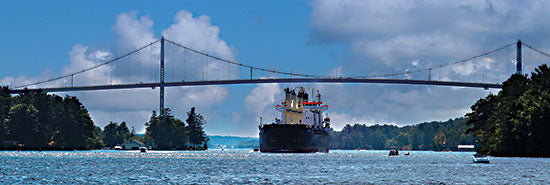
[160,36,165,115]
[517,39,522,74]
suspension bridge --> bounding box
[6,37,550,114]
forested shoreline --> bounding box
[0,88,100,150]
[466,64,550,157]
[0,88,208,150]
[330,118,477,151]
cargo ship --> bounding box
[259,87,331,153]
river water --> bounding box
[1,149,548,184]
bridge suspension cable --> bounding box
[164,39,320,78]
[14,39,161,89]
[521,42,550,59]
[12,38,540,91]
[356,42,517,78]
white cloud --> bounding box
[328,112,380,131]
[411,59,419,67]
[310,0,550,79]
[2,10,237,134]
[167,86,229,112]
[1,70,56,89]
[63,44,117,86]
[113,11,156,50]
[94,50,111,61]
[352,32,476,66]
[163,10,235,61]
[304,1,550,129]
[244,83,281,118]
[310,0,550,43]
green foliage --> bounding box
[466,64,550,157]
[331,118,476,150]
[91,126,104,149]
[145,109,185,149]
[50,96,96,149]
[186,107,208,147]
[0,87,12,144]
[102,121,130,147]
[144,107,208,150]
[0,89,100,150]
[6,103,43,148]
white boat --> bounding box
[114,146,122,150]
[472,155,490,163]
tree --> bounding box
[0,89,100,150]
[433,132,447,151]
[145,109,190,149]
[91,125,104,149]
[102,121,131,148]
[51,96,95,149]
[103,122,122,147]
[14,90,58,148]
[6,103,44,148]
[118,122,130,141]
[144,107,208,150]
[0,86,11,144]
[186,107,208,148]
[466,64,550,157]
[395,132,411,148]
[517,65,550,155]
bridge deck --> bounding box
[8,78,501,94]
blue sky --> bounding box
[0,1,344,76]
[2,1,550,137]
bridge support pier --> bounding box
[517,39,522,74]
[160,36,165,115]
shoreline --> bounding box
[3,148,549,158]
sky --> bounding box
[1,0,550,137]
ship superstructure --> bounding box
[259,87,331,153]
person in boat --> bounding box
[389,149,399,156]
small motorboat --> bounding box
[472,154,490,163]
[114,145,122,150]
[388,150,399,156]
[140,147,147,152]
[404,152,410,156]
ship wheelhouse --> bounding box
[273,87,330,129]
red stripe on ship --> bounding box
[278,102,323,106]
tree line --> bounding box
[0,88,208,150]
[330,117,477,151]
[466,64,550,157]
[0,88,101,150]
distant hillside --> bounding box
[207,135,258,149]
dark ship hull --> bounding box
[259,124,329,153]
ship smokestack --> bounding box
[316,90,321,102]
[284,88,291,124]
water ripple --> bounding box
[0,150,549,184]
